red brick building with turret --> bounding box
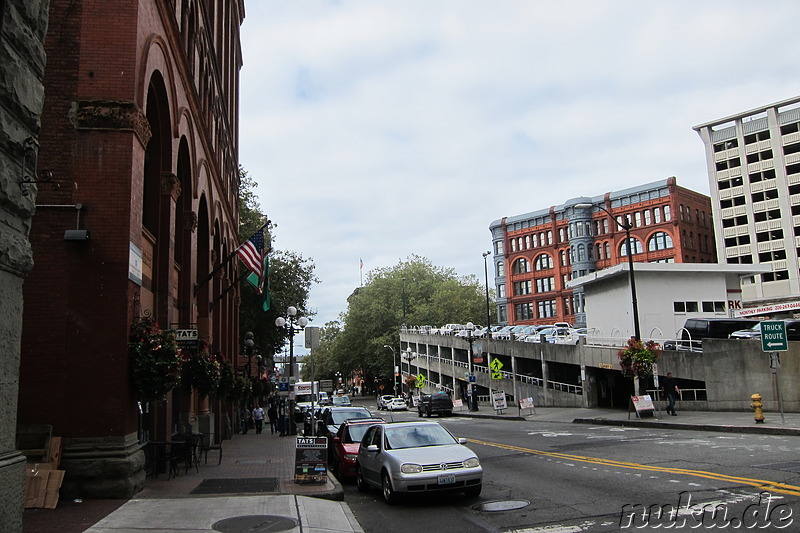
[489,178,716,327]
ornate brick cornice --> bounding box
[183,211,198,232]
[161,172,181,199]
[70,100,152,147]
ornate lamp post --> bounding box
[275,306,308,435]
[465,322,478,411]
[244,331,254,377]
[574,203,641,341]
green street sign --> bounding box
[761,321,788,352]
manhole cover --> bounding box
[191,477,279,495]
[213,515,298,533]
[474,499,531,512]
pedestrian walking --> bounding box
[252,403,265,434]
[267,401,278,434]
[241,406,252,434]
[662,372,679,416]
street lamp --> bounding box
[465,322,478,411]
[574,203,641,341]
[275,306,308,435]
[244,331,254,377]
[383,345,397,397]
[482,251,492,332]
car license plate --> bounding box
[438,474,455,485]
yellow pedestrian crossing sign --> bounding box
[416,373,426,387]
[490,358,503,379]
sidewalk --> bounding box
[24,427,362,533]
[453,404,800,436]
[23,402,800,533]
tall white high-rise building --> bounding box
[694,96,800,316]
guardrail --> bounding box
[645,388,707,401]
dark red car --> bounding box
[330,417,384,481]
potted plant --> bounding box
[180,341,222,399]
[129,317,181,403]
[618,338,660,395]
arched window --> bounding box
[648,231,673,251]
[534,254,553,270]
[532,234,538,247]
[496,261,505,277]
[595,243,603,260]
[577,244,586,261]
[513,258,529,274]
[559,249,567,266]
[604,242,611,259]
[510,239,517,252]
[547,231,553,244]
[654,207,661,223]
[664,205,671,221]
[525,235,531,249]
[619,237,643,256]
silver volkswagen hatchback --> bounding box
[356,420,482,504]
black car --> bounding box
[417,391,453,417]
[315,406,374,446]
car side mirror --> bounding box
[458,437,467,444]
[366,444,379,452]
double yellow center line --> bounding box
[468,438,800,497]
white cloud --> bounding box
[239,0,800,325]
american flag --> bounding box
[236,230,266,278]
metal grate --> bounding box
[190,477,279,495]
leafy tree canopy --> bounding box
[305,255,490,391]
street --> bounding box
[343,408,800,532]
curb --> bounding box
[453,412,526,422]
[572,417,800,436]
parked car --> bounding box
[730,320,800,341]
[417,391,453,417]
[386,397,408,411]
[316,406,374,444]
[377,395,394,410]
[330,417,385,481]
[356,420,483,503]
[332,395,352,407]
[672,318,760,350]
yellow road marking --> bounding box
[468,438,800,497]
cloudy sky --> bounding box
[238,1,800,327]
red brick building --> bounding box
[489,178,716,327]
[18,0,244,497]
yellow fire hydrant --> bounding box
[751,393,765,424]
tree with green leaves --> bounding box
[237,166,319,372]
[309,255,490,393]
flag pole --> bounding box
[194,222,268,296]
[209,269,250,312]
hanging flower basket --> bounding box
[618,338,660,379]
[180,343,222,399]
[129,317,181,403]
[215,357,236,400]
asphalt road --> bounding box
[344,409,800,532]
